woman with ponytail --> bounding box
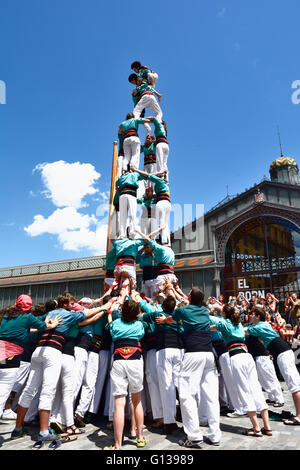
[210,303,272,437]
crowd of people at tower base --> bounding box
[0,280,300,450]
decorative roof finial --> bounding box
[277,124,283,157]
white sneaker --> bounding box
[1,409,17,420]
[227,411,247,418]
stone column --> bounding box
[213,267,221,298]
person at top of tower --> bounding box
[129,74,162,103]
[131,61,159,88]
[130,80,163,126]
[128,73,146,97]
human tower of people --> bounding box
[0,61,300,450]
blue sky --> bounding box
[0,0,299,267]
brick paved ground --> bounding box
[1,382,300,451]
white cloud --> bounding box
[24,207,107,255]
[34,160,101,209]
[58,223,108,254]
[25,160,112,255]
[24,207,96,236]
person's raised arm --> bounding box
[130,166,148,178]
[84,303,113,319]
[155,313,174,325]
[78,302,112,326]
[148,224,166,240]
[107,311,113,325]
[134,226,150,243]
[44,315,63,330]
[152,89,162,102]
[131,289,143,304]
[78,310,107,326]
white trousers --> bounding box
[51,354,75,427]
[119,194,137,239]
[141,216,157,237]
[155,274,177,296]
[19,347,62,411]
[115,264,136,282]
[24,388,41,422]
[156,348,184,424]
[141,280,157,299]
[11,361,32,411]
[134,95,163,122]
[277,349,300,394]
[145,349,163,419]
[123,136,141,171]
[110,210,119,240]
[230,353,267,413]
[0,368,19,414]
[143,163,157,190]
[117,156,123,177]
[218,352,246,414]
[156,142,169,174]
[156,200,171,245]
[255,355,284,403]
[88,349,110,415]
[143,162,157,175]
[73,347,89,405]
[12,361,31,395]
[75,351,98,417]
[179,351,221,443]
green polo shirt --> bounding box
[109,318,144,342]
[246,321,279,349]
[153,117,166,139]
[147,174,169,194]
[116,171,146,190]
[173,305,211,332]
[148,240,174,266]
[0,313,47,348]
[141,143,156,157]
[119,118,146,132]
